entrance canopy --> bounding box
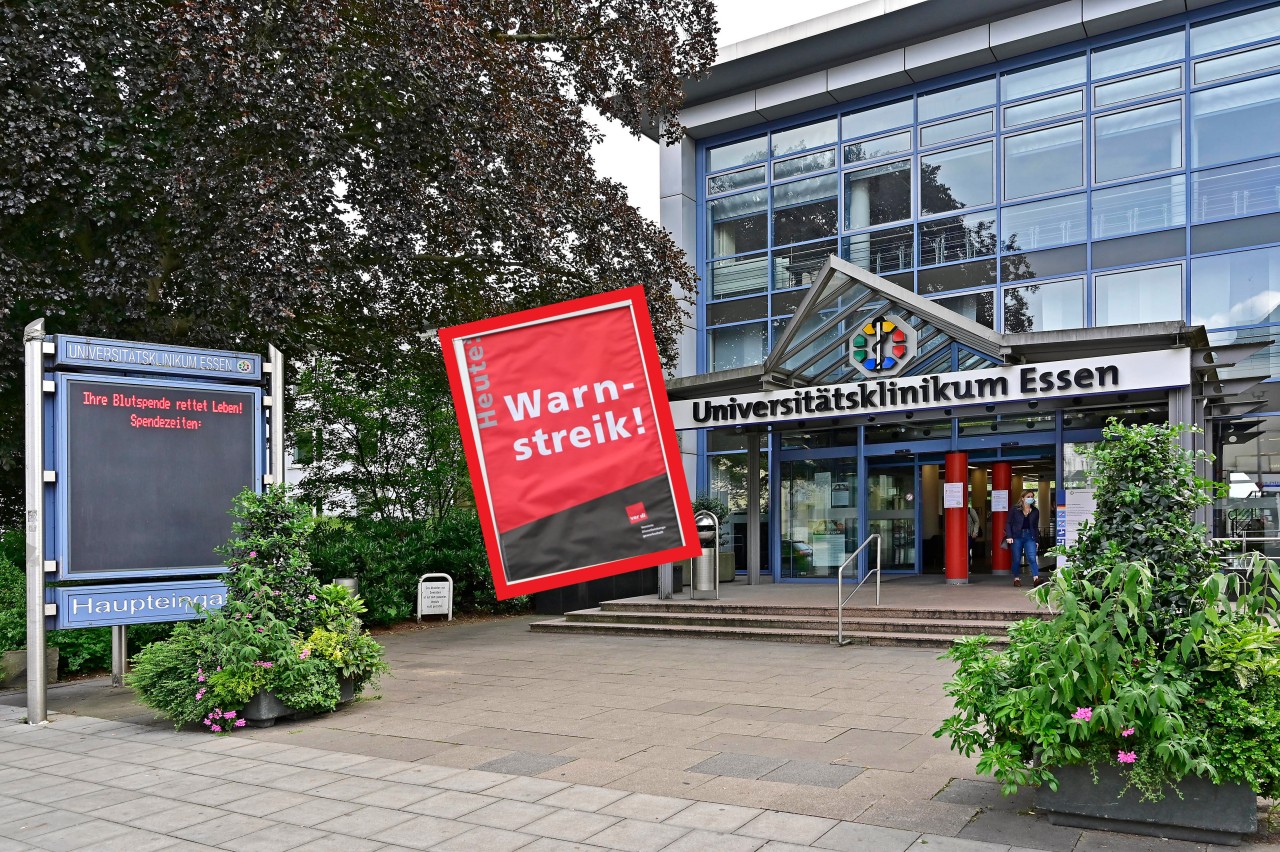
[764,256,1003,388]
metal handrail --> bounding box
[835,534,882,646]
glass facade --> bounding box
[701,1,1280,373]
[696,2,1280,569]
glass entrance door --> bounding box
[866,463,918,572]
[779,457,857,579]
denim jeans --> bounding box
[1011,534,1039,578]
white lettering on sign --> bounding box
[68,592,224,617]
[66,342,238,373]
[669,349,1189,430]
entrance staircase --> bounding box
[530,598,1051,649]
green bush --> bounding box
[936,420,1280,800]
[306,511,530,625]
[129,486,387,731]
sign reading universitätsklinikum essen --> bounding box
[441,287,699,599]
[669,349,1191,430]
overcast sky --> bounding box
[591,1,856,223]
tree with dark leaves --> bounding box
[0,0,717,523]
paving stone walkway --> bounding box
[0,614,1269,850]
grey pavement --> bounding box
[0,614,1272,851]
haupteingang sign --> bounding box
[669,348,1191,431]
[440,287,700,599]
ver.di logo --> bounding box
[236,359,252,373]
[850,313,916,379]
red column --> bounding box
[945,452,969,585]
[991,461,1012,575]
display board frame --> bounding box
[51,371,264,580]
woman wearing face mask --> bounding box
[1004,490,1040,587]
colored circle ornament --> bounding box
[848,313,916,379]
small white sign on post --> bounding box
[991,490,1009,513]
[943,482,965,509]
[417,573,453,621]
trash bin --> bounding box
[691,511,720,600]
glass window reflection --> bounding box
[1091,175,1186,238]
[1094,67,1182,108]
[934,290,995,328]
[1094,263,1184,325]
[842,97,913,140]
[773,174,838,246]
[710,253,768,299]
[1004,122,1084,199]
[1003,277,1085,333]
[1004,90,1083,127]
[1192,4,1280,56]
[772,117,838,157]
[708,166,766,196]
[843,226,914,276]
[710,190,767,257]
[844,131,912,164]
[709,322,769,371]
[1191,244,1280,327]
[1092,29,1184,79]
[773,149,836,181]
[774,240,837,290]
[919,77,995,122]
[709,135,768,173]
[1094,100,1182,183]
[844,159,912,229]
[919,212,997,267]
[1192,155,1280,221]
[1002,54,1085,101]
[920,141,994,214]
[1192,74,1280,167]
[1196,42,1280,84]
[1001,193,1087,251]
[919,112,993,147]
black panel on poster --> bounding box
[65,378,257,576]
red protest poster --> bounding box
[440,287,700,599]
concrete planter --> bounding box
[1,647,59,689]
[1037,764,1256,845]
[241,676,358,728]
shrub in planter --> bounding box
[128,486,387,731]
[936,421,1277,840]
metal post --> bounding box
[746,432,761,585]
[111,625,127,687]
[657,563,673,599]
[24,319,47,724]
[268,345,286,485]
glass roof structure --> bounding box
[762,255,1005,388]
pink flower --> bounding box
[307,594,317,601]
[224,711,236,719]
[253,661,273,668]
[195,688,206,701]
[249,551,257,558]
[1071,707,1093,722]
[1121,728,1135,737]
[1117,750,1137,764]
[299,648,311,660]
[235,719,246,727]
[197,673,206,683]
[211,725,222,733]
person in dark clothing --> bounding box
[1004,489,1040,587]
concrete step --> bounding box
[598,600,1049,623]
[530,617,1004,649]
[564,608,1018,637]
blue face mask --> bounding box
[1025,497,1035,505]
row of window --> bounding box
[709,155,1280,301]
[705,243,1280,371]
[707,3,1280,176]
[709,70,1280,264]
